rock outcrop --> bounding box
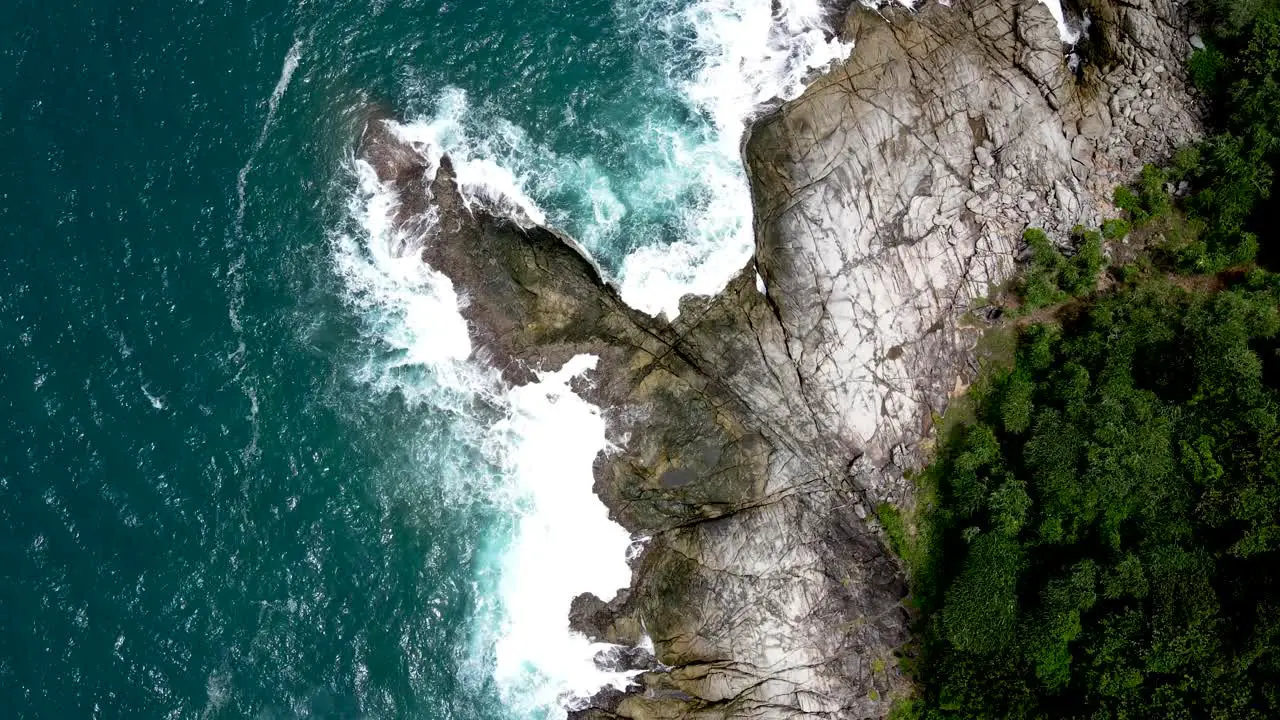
[746,0,1201,510]
[358,0,1201,717]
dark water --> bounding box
[3,1,502,716]
[0,0,846,716]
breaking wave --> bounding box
[328,0,854,716]
[331,144,639,716]
[615,0,853,316]
[385,0,854,318]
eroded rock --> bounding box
[357,0,1201,717]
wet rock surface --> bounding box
[359,0,1200,717]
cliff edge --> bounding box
[358,0,1201,717]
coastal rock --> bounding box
[745,0,1200,511]
[358,0,1201,717]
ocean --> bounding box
[0,0,852,717]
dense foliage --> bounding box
[1121,0,1280,270]
[888,7,1280,717]
[1015,227,1107,312]
[895,277,1280,719]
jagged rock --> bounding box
[358,0,1201,717]
[1079,112,1111,140]
[594,645,661,674]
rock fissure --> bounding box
[357,0,1203,716]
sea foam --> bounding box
[617,0,855,317]
[332,130,639,717]
[490,355,641,713]
[380,0,856,320]
[331,0,858,716]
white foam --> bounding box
[331,141,638,718]
[453,156,548,228]
[490,355,641,714]
[680,0,853,131]
[332,160,474,377]
[329,111,562,396]
[617,0,855,317]
[330,2,869,714]
[547,155,627,248]
[1038,0,1082,43]
[329,151,506,451]
[237,37,304,233]
[389,89,551,229]
[230,37,304,468]
[369,1,854,322]
[382,3,856,320]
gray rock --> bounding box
[1115,85,1140,102]
[1079,113,1111,139]
[355,0,1205,717]
[1071,134,1095,165]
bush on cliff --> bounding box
[896,275,1280,719]
[1117,3,1280,271]
[1014,227,1105,312]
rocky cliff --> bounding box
[360,0,1201,717]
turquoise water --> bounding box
[0,0,847,717]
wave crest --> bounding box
[329,0,854,715]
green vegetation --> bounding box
[878,503,912,560]
[1188,45,1230,93]
[887,6,1280,717]
[1099,218,1130,241]
[894,277,1280,719]
[1014,227,1106,312]
[1113,0,1280,271]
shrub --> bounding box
[877,503,909,559]
[1014,227,1106,309]
[1113,185,1145,220]
[941,533,1022,653]
[1188,46,1229,95]
[1132,6,1280,269]
[1101,218,1131,240]
[1061,228,1104,296]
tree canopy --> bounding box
[895,277,1280,719]
[1143,0,1280,270]
[889,5,1280,717]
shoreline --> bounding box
[351,0,1205,716]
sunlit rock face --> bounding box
[359,0,1200,716]
[746,0,1199,513]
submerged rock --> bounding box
[357,0,1199,716]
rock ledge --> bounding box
[360,0,1200,716]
